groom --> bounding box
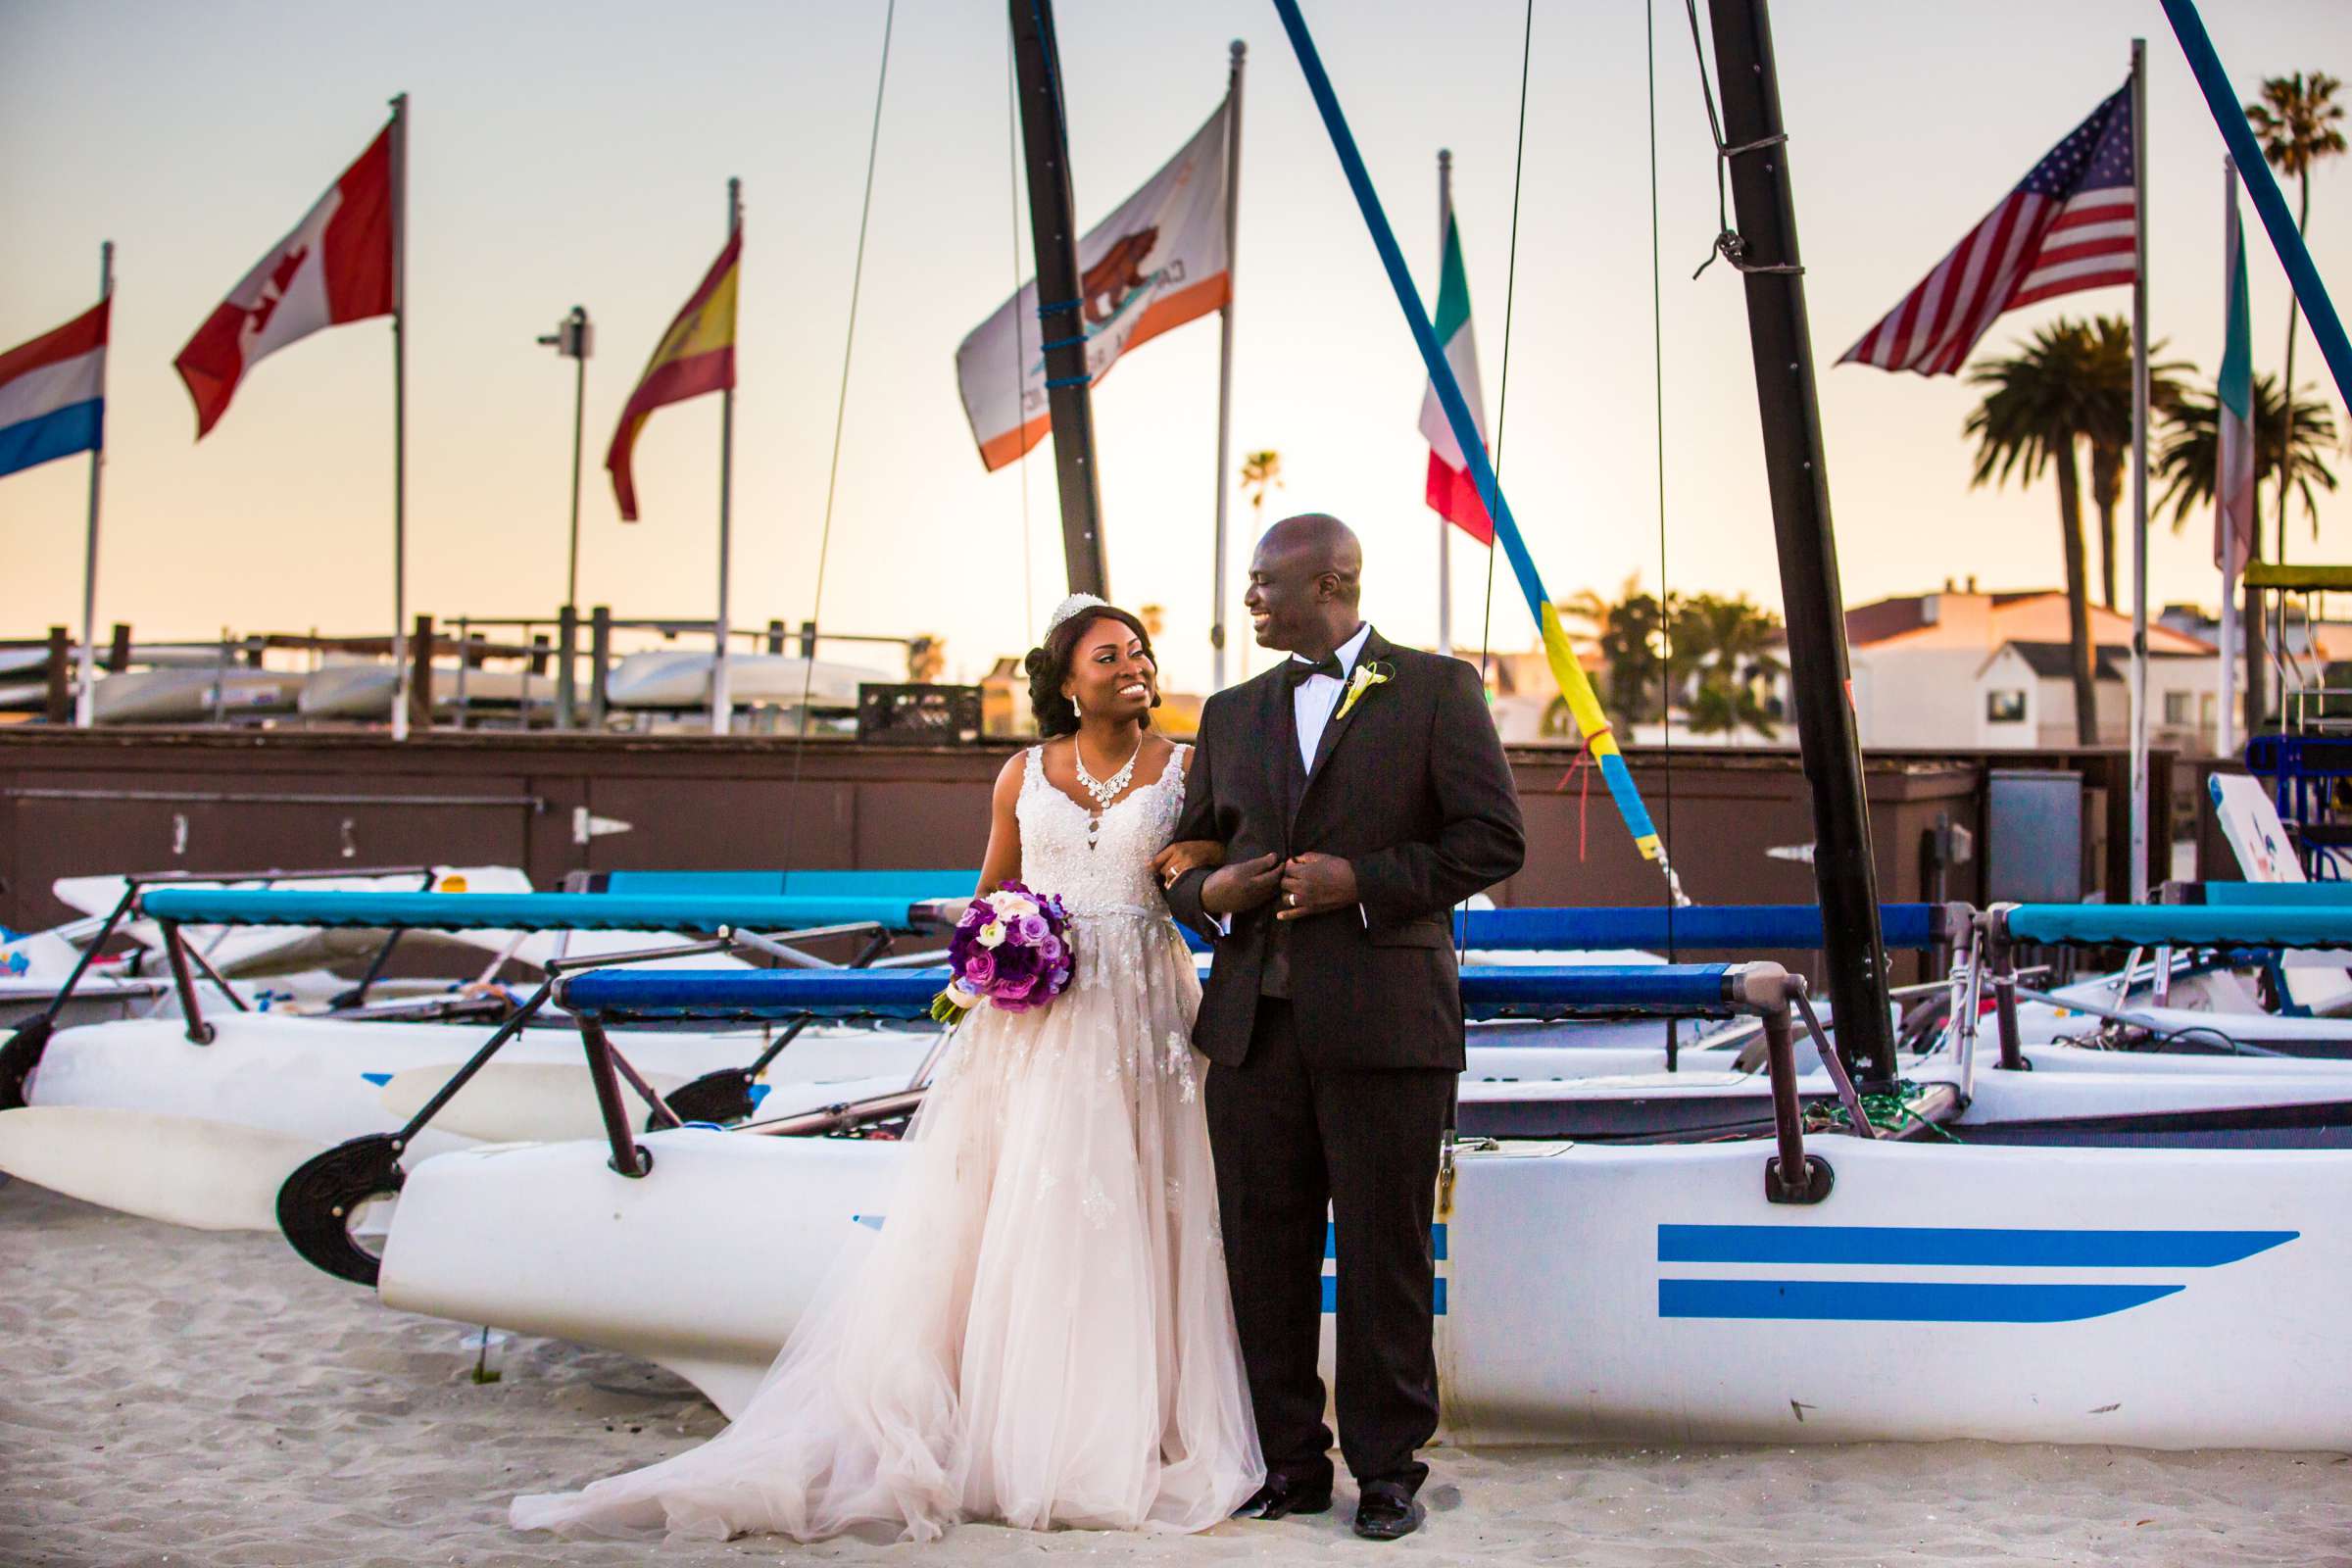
[1164,513,1525,1542]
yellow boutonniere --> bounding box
[1337,660,1395,720]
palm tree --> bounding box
[2156,371,2341,534]
[1235,451,1283,678]
[2079,316,2190,610]
[1965,320,2103,744]
[2247,73,2347,562]
[1597,591,1673,730]
[1239,450,1284,520]
[1674,594,1787,741]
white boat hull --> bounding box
[299,662,553,717]
[92,666,301,722]
[603,650,891,710]
[378,1129,2352,1448]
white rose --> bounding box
[977,921,1006,949]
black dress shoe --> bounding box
[1351,1479,1426,1541]
[1232,1473,1333,1520]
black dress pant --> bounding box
[1204,999,1454,1492]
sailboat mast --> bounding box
[1701,0,1896,1086]
[1008,0,1108,597]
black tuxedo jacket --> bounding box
[1165,628,1526,1071]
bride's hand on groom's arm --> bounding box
[1197,852,1283,917]
[1152,839,1227,887]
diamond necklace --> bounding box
[1074,735,1144,812]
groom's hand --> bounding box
[1275,854,1357,921]
[1200,853,1283,917]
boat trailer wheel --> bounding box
[661,1067,758,1129]
[0,1017,56,1111]
[278,1134,408,1287]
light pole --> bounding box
[537,306,593,610]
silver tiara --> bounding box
[1044,592,1110,639]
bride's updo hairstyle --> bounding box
[1024,599,1159,740]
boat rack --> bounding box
[546,959,1850,1211]
[1980,899,2352,1068]
[0,862,444,1109]
[247,895,1984,1286]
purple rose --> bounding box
[961,950,997,987]
[1015,913,1049,944]
[1038,936,1064,964]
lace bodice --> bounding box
[1015,742,1189,917]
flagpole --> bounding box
[75,240,113,730]
[2127,38,2151,905]
[1435,148,1454,661]
[2218,154,2242,759]
[388,92,411,742]
[1209,41,1245,692]
[712,177,740,737]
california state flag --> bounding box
[174,122,396,438]
[1418,205,1493,544]
[956,96,1233,471]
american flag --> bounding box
[1841,81,2136,375]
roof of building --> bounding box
[1998,641,2126,681]
[1832,589,2217,657]
[1988,639,2206,682]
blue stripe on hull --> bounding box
[0,399,102,478]
[1659,1279,2183,1323]
[1322,1276,1447,1316]
[1658,1225,2297,1268]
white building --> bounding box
[1838,588,2226,753]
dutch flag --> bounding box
[0,297,108,481]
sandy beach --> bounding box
[4,1178,2349,1568]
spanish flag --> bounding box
[608,229,739,521]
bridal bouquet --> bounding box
[929,881,1074,1022]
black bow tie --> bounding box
[1285,654,1346,687]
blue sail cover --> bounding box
[1453,904,1943,952]
[136,888,955,935]
[135,883,1942,955]
[2002,902,2352,949]
[556,963,1744,1024]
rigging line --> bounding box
[1463,0,1534,968]
[1649,0,1675,958]
[1679,0,1795,281]
[782,0,897,865]
[1007,25,1036,638]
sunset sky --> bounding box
[4,0,2350,693]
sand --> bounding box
[6,1178,2350,1568]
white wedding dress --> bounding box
[512,743,1263,1542]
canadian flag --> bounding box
[174,122,396,438]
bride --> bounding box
[511,594,1263,1542]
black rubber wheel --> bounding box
[0,1016,54,1110]
[660,1066,759,1129]
[277,1134,407,1286]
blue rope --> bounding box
[2161,0,2352,408]
[1266,0,1665,858]
[1034,297,1082,318]
[1044,372,1093,388]
[1038,335,1088,351]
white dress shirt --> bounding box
[1209,623,1373,936]
[1292,621,1373,771]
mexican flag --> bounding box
[1417,206,1493,545]
[2216,171,2255,575]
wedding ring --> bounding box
[1288,893,1299,907]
